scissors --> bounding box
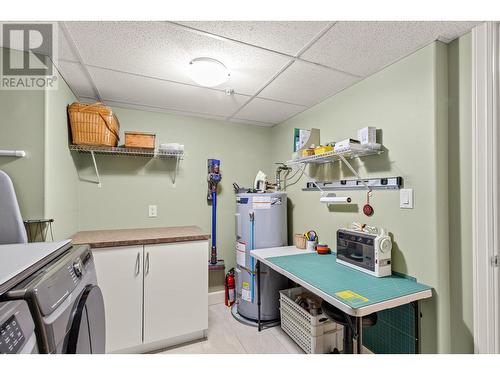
[304,230,318,241]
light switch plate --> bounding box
[148,205,157,217]
[400,189,413,209]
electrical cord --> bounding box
[301,166,326,194]
[281,165,303,181]
[284,164,306,188]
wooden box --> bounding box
[124,132,156,149]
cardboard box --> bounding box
[124,132,156,149]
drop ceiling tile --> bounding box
[230,118,275,127]
[177,21,332,55]
[259,60,360,106]
[302,21,480,76]
[100,99,228,122]
[235,98,306,124]
[58,25,80,62]
[88,66,249,118]
[64,21,290,96]
[56,60,96,99]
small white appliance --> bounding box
[336,228,392,277]
[253,170,267,192]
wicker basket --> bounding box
[295,234,307,249]
[68,102,120,146]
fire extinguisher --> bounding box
[225,268,235,307]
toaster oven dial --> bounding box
[380,238,392,253]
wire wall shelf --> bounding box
[69,144,184,187]
[285,145,383,166]
[69,144,184,159]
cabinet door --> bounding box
[143,241,208,344]
[92,246,143,353]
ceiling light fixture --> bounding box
[188,57,230,88]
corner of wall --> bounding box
[42,62,80,240]
[446,33,474,353]
[433,41,452,353]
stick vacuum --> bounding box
[207,159,225,271]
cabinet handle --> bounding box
[145,252,150,275]
[135,252,140,275]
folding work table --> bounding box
[250,246,433,354]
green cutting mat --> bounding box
[267,252,431,309]
[363,303,418,354]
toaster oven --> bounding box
[336,228,392,277]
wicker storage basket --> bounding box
[295,234,307,249]
[68,102,120,146]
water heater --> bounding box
[235,192,289,321]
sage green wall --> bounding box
[270,42,454,353]
[0,48,46,220]
[1,48,80,240]
[44,66,80,240]
[1,38,474,351]
[448,33,473,353]
[76,107,273,291]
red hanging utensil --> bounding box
[363,190,374,216]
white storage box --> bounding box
[333,138,363,153]
[357,127,376,145]
[280,287,343,354]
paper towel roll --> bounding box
[320,195,352,204]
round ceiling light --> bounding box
[188,57,230,87]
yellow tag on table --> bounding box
[335,290,369,303]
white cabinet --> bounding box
[92,245,143,353]
[91,240,208,353]
[143,242,208,344]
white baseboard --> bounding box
[110,330,207,354]
[208,290,225,306]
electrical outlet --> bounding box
[148,205,157,217]
[400,189,413,209]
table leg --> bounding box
[413,301,420,354]
[356,316,363,354]
[257,260,261,332]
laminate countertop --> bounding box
[71,226,210,249]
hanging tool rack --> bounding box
[283,145,395,215]
[69,144,184,187]
[284,145,384,188]
[302,177,402,191]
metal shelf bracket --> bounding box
[90,151,102,188]
[171,155,181,186]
